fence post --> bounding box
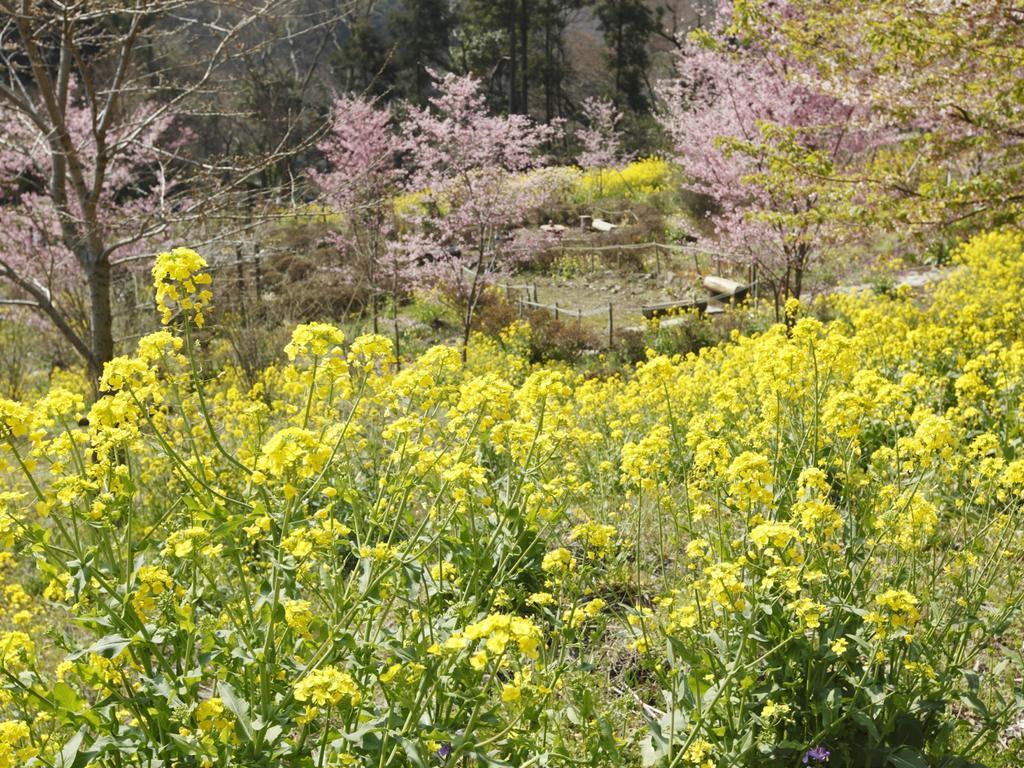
[577,308,582,330]
[254,243,263,302]
[234,246,248,324]
[607,302,614,347]
[518,299,524,318]
[131,271,140,310]
[554,302,559,321]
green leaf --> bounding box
[68,634,130,661]
[168,733,203,756]
[821,688,842,728]
[53,682,83,713]
[865,684,887,706]
[55,727,87,768]
[851,710,881,742]
[564,703,580,725]
[958,692,991,722]
[401,737,428,768]
[887,747,928,768]
[219,683,253,741]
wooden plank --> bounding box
[642,298,709,319]
[703,275,749,303]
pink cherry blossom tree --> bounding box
[0,91,180,378]
[399,71,559,357]
[576,96,628,170]
[658,1,870,309]
[312,95,403,332]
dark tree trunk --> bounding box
[508,0,518,113]
[792,244,808,299]
[86,256,114,381]
[543,17,552,122]
[616,16,624,96]
[520,0,529,113]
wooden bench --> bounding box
[641,276,749,319]
[702,275,749,303]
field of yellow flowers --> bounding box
[574,157,671,201]
[2,230,1024,767]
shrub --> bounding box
[473,289,599,365]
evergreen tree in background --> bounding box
[327,0,670,122]
[332,6,397,95]
[390,0,455,103]
[594,0,658,113]
[532,0,588,121]
[454,0,522,113]
[453,0,593,119]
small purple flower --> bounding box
[803,746,830,764]
[438,742,452,759]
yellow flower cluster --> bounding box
[195,697,233,739]
[293,665,362,708]
[575,157,671,200]
[285,322,347,361]
[541,547,576,580]
[569,519,618,558]
[0,400,32,439]
[440,613,543,662]
[562,597,606,629]
[257,426,336,480]
[152,247,213,327]
[132,564,174,618]
[867,589,921,640]
[284,599,316,637]
[0,720,36,768]
[726,451,774,510]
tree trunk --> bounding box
[520,0,529,114]
[508,0,518,113]
[87,257,115,381]
[792,244,808,300]
[543,14,552,122]
[461,287,475,363]
[462,240,488,363]
[369,236,379,333]
[616,15,625,98]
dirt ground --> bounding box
[499,242,948,335]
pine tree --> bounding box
[389,0,455,103]
[455,0,521,112]
[532,0,587,121]
[594,0,658,113]
[333,7,397,95]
